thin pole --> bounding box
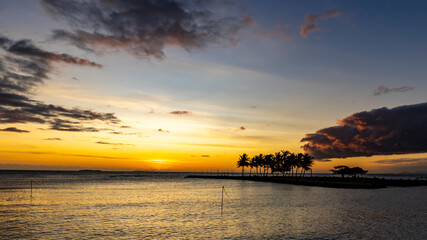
[221,186,224,215]
[30,180,33,198]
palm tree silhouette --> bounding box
[280,150,291,176]
[237,150,315,178]
[265,154,274,176]
[258,154,265,176]
[300,153,314,177]
[295,153,304,177]
[272,151,283,176]
[249,156,256,176]
[237,153,249,177]
[252,155,259,176]
[287,153,297,177]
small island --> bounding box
[187,151,427,189]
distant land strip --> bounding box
[185,175,427,189]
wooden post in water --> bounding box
[30,180,33,198]
[221,186,224,215]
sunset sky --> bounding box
[1,0,426,173]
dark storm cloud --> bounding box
[41,0,254,59]
[170,110,191,115]
[301,102,427,159]
[300,10,340,38]
[0,34,120,132]
[373,85,414,96]
[0,127,29,133]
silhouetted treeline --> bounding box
[237,151,314,177]
[330,165,368,178]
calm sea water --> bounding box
[1,171,426,239]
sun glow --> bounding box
[140,159,178,170]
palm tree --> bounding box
[237,153,249,177]
[300,154,314,177]
[287,153,297,177]
[295,153,304,177]
[251,155,258,176]
[249,156,256,176]
[273,151,283,176]
[237,150,316,178]
[280,150,291,176]
[264,154,274,176]
[258,154,265,176]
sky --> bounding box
[0,0,426,173]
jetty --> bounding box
[185,175,427,189]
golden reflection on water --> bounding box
[0,173,426,239]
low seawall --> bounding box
[185,175,427,189]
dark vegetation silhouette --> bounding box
[188,152,427,188]
[237,151,314,177]
[237,153,249,177]
[188,154,427,188]
[331,165,368,178]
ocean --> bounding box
[1,171,426,239]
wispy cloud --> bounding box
[301,102,427,159]
[41,0,254,59]
[109,131,141,136]
[374,158,427,165]
[300,10,340,38]
[0,150,136,160]
[175,143,251,149]
[256,30,291,41]
[48,119,101,132]
[95,141,134,146]
[44,138,62,141]
[170,111,192,116]
[0,127,29,133]
[314,159,332,162]
[158,128,170,133]
[0,34,120,133]
[373,85,414,96]
[0,36,102,68]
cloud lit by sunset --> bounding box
[1,0,427,173]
